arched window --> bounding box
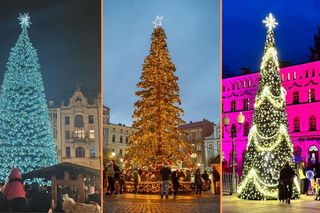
[90,147,95,158]
[243,122,250,136]
[292,91,299,104]
[74,115,84,127]
[309,88,316,102]
[75,147,85,158]
[309,115,317,131]
[293,117,300,132]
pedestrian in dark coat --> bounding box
[171,171,179,198]
[212,166,220,195]
[279,161,295,204]
[195,169,203,195]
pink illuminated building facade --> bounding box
[222,61,320,174]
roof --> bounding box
[179,119,214,129]
[22,162,100,180]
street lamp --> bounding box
[223,112,245,195]
[111,152,116,160]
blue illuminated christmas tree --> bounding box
[0,14,58,181]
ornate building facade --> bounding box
[48,88,101,169]
[179,119,214,169]
[222,61,320,174]
[204,123,220,170]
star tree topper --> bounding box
[263,13,278,30]
[153,15,163,28]
[18,13,31,28]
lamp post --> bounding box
[223,112,245,195]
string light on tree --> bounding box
[0,14,58,181]
[237,13,299,200]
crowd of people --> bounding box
[104,160,221,197]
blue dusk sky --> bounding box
[104,0,220,125]
[223,0,320,77]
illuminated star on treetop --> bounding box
[153,15,163,28]
[263,13,278,31]
[18,13,31,28]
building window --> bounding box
[281,74,284,81]
[309,89,316,102]
[197,144,201,151]
[232,83,235,90]
[126,136,129,144]
[119,149,123,156]
[90,147,95,157]
[89,130,95,139]
[310,115,317,131]
[243,122,250,136]
[75,147,85,158]
[243,81,246,88]
[65,130,70,140]
[112,134,115,142]
[196,132,201,140]
[312,69,316,77]
[75,129,85,139]
[293,72,296,80]
[306,70,309,78]
[88,115,94,124]
[293,117,300,132]
[208,143,213,150]
[292,91,299,104]
[231,100,236,112]
[53,128,57,139]
[65,116,70,125]
[188,133,192,141]
[66,147,71,158]
[287,73,290,81]
[248,80,251,87]
[74,115,84,127]
[243,98,249,111]
[120,135,123,143]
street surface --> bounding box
[223,195,320,213]
[104,192,219,213]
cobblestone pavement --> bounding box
[223,195,320,213]
[104,192,220,213]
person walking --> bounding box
[171,171,179,198]
[160,162,172,199]
[212,166,220,195]
[2,168,29,212]
[279,161,295,204]
[195,169,203,196]
[106,162,115,195]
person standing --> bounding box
[2,168,29,212]
[171,171,179,198]
[106,162,115,195]
[195,169,203,196]
[160,162,172,199]
[212,166,220,195]
[132,169,140,194]
[279,161,295,204]
[297,161,307,195]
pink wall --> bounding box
[222,61,320,174]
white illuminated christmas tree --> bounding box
[0,14,58,181]
[237,14,299,200]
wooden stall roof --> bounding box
[22,162,100,180]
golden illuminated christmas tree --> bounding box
[125,16,192,169]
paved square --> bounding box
[223,195,320,213]
[104,192,220,213]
